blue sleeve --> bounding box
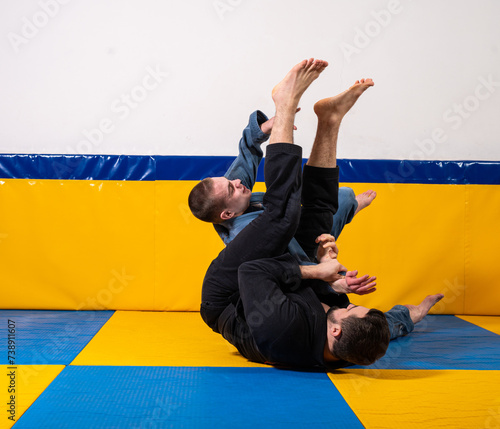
[224,110,270,190]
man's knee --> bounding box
[338,187,356,207]
[265,195,302,243]
[332,186,357,233]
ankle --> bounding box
[315,115,343,129]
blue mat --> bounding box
[0,310,114,365]
[361,315,500,370]
[14,366,363,428]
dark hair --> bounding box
[188,178,225,224]
[328,308,390,365]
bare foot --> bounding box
[314,78,374,124]
[354,190,377,215]
[404,294,444,324]
[272,58,329,109]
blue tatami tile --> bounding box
[0,310,114,365]
[361,315,500,370]
[14,366,363,428]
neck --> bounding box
[323,339,339,362]
[322,303,337,362]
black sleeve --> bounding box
[237,254,318,365]
[225,143,303,265]
[202,144,303,304]
[294,165,339,259]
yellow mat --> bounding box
[1,365,64,429]
[71,311,267,367]
[457,315,500,335]
[329,369,500,429]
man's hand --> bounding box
[330,270,377,295]
[300,259,347,283]
[260,108,301,135]
[315,234,339,262]
[300,260,377,295]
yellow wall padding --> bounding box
[1,365,64,429]
[155,181,224,311]
[336,183,467,314]
[329,369,500,429]
[464,185,500,315]
[154,180,265,311]
[72,311,266,367]
[0,179,156,310]
[0,179,498,314]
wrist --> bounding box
[299,264,318,280]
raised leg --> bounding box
[269,58,328,145]
[295,79,375,256]
[308,78,374,168]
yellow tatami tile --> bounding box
[457,315,500,335]
[1,365,64,429]
[71,311,267,367]
[329,369,500,429]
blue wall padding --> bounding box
[1,154,499,184]
[358,316,500,370]
[0,310,113,365]
[156,155,236,181]
[334,159,500,185]
[0,154,156,181]
[15,366,363,428]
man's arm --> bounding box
[224,110,271,189]
[302,259,377,295]
[213,144,304,270]
[237,254,315,366]
[237,253,341,367]
[299,259,347,283]
[213,111,270,244]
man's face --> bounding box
[331,304,370,323]
[211,177,252,219]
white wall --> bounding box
[1,0,499,161]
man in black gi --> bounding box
[200,58,444,368]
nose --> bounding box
[347,304,355,310]
[234,179,241,187]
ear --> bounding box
[330,323,342,339]
[220,210,234,221]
